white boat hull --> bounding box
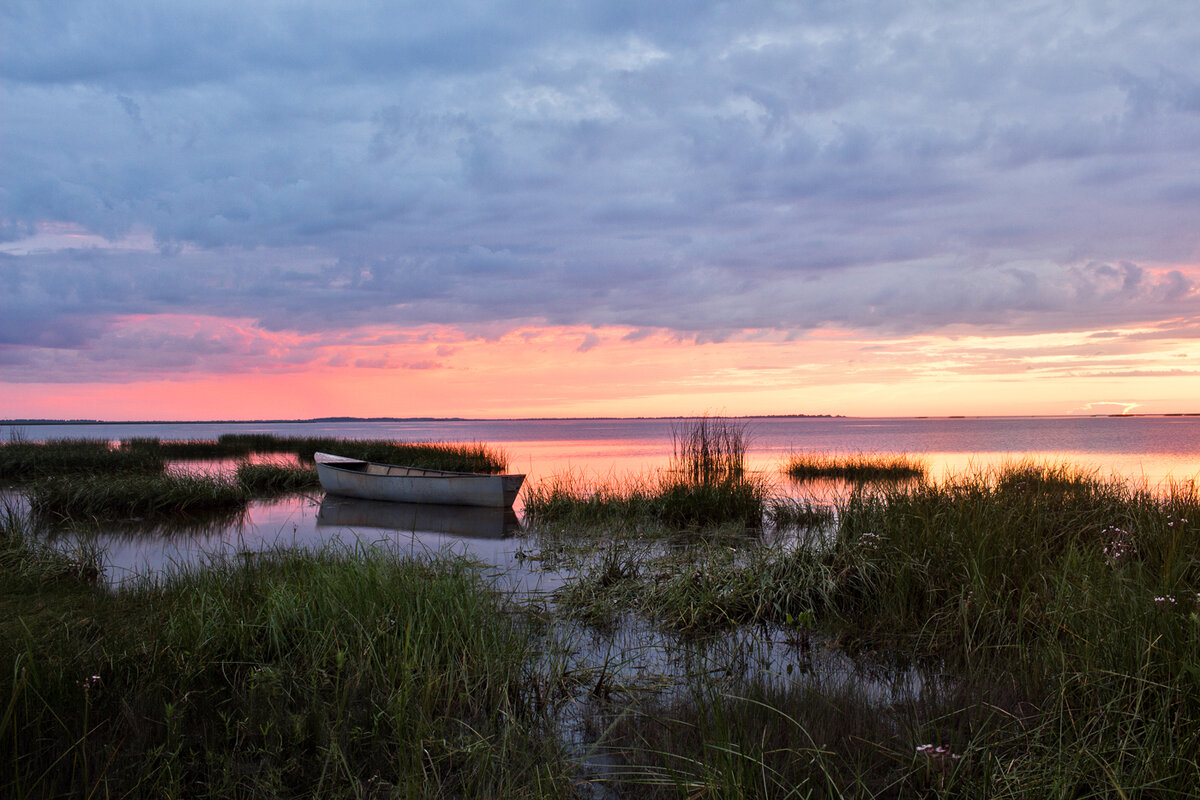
[314,452,524,508]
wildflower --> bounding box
[1102,525,1136,567]
[1154,595,1176,608]
[916,743,962,773]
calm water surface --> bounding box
[19,414,1200,482]
[13,415,1200,584]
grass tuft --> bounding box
[0,440,166,482]
[784,451,926,481]
[234,461,320,494]
[27,472,250,522]
[0,523,572,798]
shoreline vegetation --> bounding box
[2,436,509,523]
[3,420,1199,797]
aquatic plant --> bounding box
[27,472,250,521]
[234,460,320,494]
[0,439,166,481]
[783,451,926,481]
[671,415,748,484]
[526,416,768,532]
[559,461,1200,797]
[523,470,769,532]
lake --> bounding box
[10,415,1200,584]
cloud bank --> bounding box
[2,0,1199,384]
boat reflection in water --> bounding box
[316,495,520,539]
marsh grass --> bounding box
[766,498,835,530]
[122,435,512,472]
[597,674,1010,799]
[27,471,250,522]
[234,460,320,494]
[0,526,573,798]
[565,460,1200,797]
[784,451,926,482]
[0,502,103,587]
[226,435,511,473]
[0,440,166,481]
[524,472,769,532]
[671,416,747,484]
[526,417,768,533]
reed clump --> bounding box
[524,472,768,531]
[0,440,166,481]
[525,417,768,532]
[121,437,253,459]
[0,529,571,798]
[219,435,511,473]
[27,472,250,522]
[234,461,320,494]
[784,451,926,481]
[671,415,747,483]
[125,435,512,472]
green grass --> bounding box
[27,472,251,522]
[9,454,1200,797]
[121,437,254,459]
[234,461,320,494]
[783,451,926,481]
[523,472,770,532]
[223,435,512,473]
[525,416,769,532]
[671,415,748,484]
[0,440,166,481]
[561,461,1200,797]
[0,517,573,798]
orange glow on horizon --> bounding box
[3,313,1199,420]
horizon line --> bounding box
[5,412,1199,426]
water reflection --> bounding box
[316,495,520,539]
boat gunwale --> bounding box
[313,451,524,481]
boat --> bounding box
[314,452,524,508]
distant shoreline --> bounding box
[0,414,841,426]
[4,412,1198,426]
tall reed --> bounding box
[671,415,748,484]
[526,417,767,532]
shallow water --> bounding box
[13,414,1200,484]
[12,414,1199,583]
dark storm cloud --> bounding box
[2,0,1199,376]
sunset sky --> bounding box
[3,1,1199,420]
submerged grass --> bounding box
[0,514,573,798]
[784,451,926,481]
